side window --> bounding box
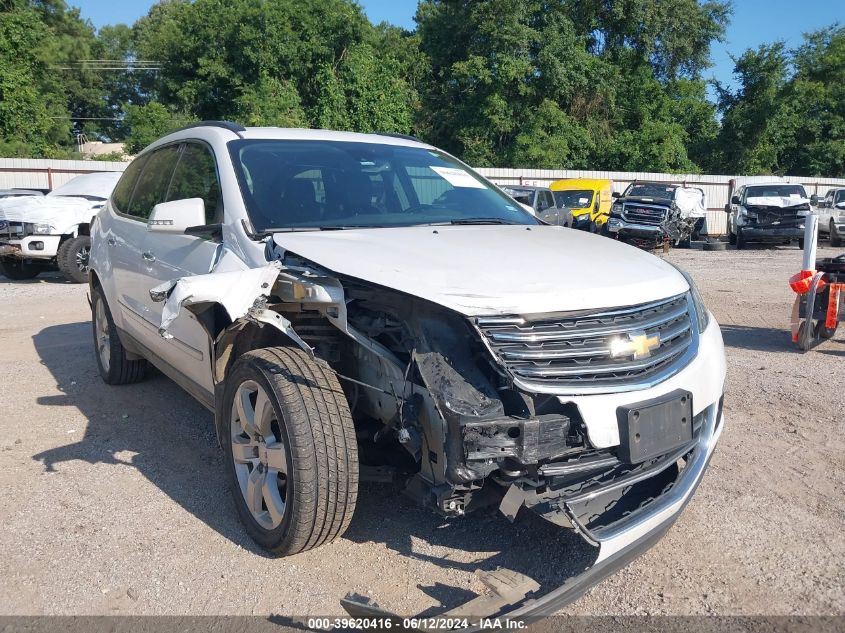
[542,190,555,210]
[167,143,223,224]
[126,146,181,220]
[111,154,149,215]
[836,190,845,205]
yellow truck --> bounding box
[546,178,614,232]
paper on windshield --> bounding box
[429,166,485,189]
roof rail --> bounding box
[177,120,246,137]
[375,131,424,143]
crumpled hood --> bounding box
[273,225,689,316]
[746,196,810,209]
[0,195,100,223]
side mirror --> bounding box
[810,194,820,206]
[730,195,740,205]
[612,191,621,199]
[148,198,206,234]
[836,202,845,210]
[724,203,731,213]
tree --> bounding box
[122,102,192,154]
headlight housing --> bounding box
[32,223,54,235]
[671,264,710,333]
[611,203,622,214]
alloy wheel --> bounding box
[94,298,111,372]
[76,245,90,273]
[230,380,289,530]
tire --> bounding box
[58,235,91,283]
[703,240,726,251]
[91,285,148,385]
[223,347,358,556]
[798,238,805,250]
[729,230,737,245]
[736,228,745,250]
[818,323,837,340]
[0,257,39,280]
[830,222,842,247]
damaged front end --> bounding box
[151,253,724,624]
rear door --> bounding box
[136,141,224,392]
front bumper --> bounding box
[740,225,804,241]
[344,400,724,626]
[569,213,592,231]
[606,217,666,240]
[0,235,61,259]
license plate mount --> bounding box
[616,390,693,464]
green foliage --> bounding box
[0,0,842,178]
[122,102,193,155]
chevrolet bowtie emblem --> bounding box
[611,331,661,359]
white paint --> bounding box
[273,224,689,317]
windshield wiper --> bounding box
[446,218,522,225]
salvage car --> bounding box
[607,181,706,249]
[726,181,813,250]
[89,123,726,620]
[817,187,845,247]
[499,184,556,216]
[547,178,613,231]
[0,172,121,281]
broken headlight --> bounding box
[671,264,710,333]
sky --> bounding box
[72,0,843,95]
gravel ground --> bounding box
[0,243,843,619]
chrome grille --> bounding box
[476,294,695,394]
[622,203,667,225]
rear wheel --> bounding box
[0,258,39,280]
[58,235,91,283]
[91,286,148,384]
[223,347,358,556]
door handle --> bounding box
[142,251,156,263]
[107,237,116,247]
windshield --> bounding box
[553,190,593,208]
[500,187,537,206]
[626,184,677,199]
[746,184,807,199]
[228,140,538,231]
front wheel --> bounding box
[223,347,358,556]
[830,222,842,247]
[736,229,746,250]
[798,238,805,250]
[58,235,91,283]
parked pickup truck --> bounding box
[606,181,706,249]
[0,172,121,281]
[544,178,614,232]
[499,184,556,216]
[818,187,845,247]
[726,181,813,250]
[89,123,726,621]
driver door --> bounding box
[136,141,224,395]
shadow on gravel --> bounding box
[29,320,269,558]
[344,483,596,614]
[29,321,597,614]
[0,271,71,284]
[720,323,791,353]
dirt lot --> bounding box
[0,244,843,619]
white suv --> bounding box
[89,122,726,619]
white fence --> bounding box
[477,168,845,235]
[2,158,844,236]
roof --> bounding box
[549,178,612,191]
